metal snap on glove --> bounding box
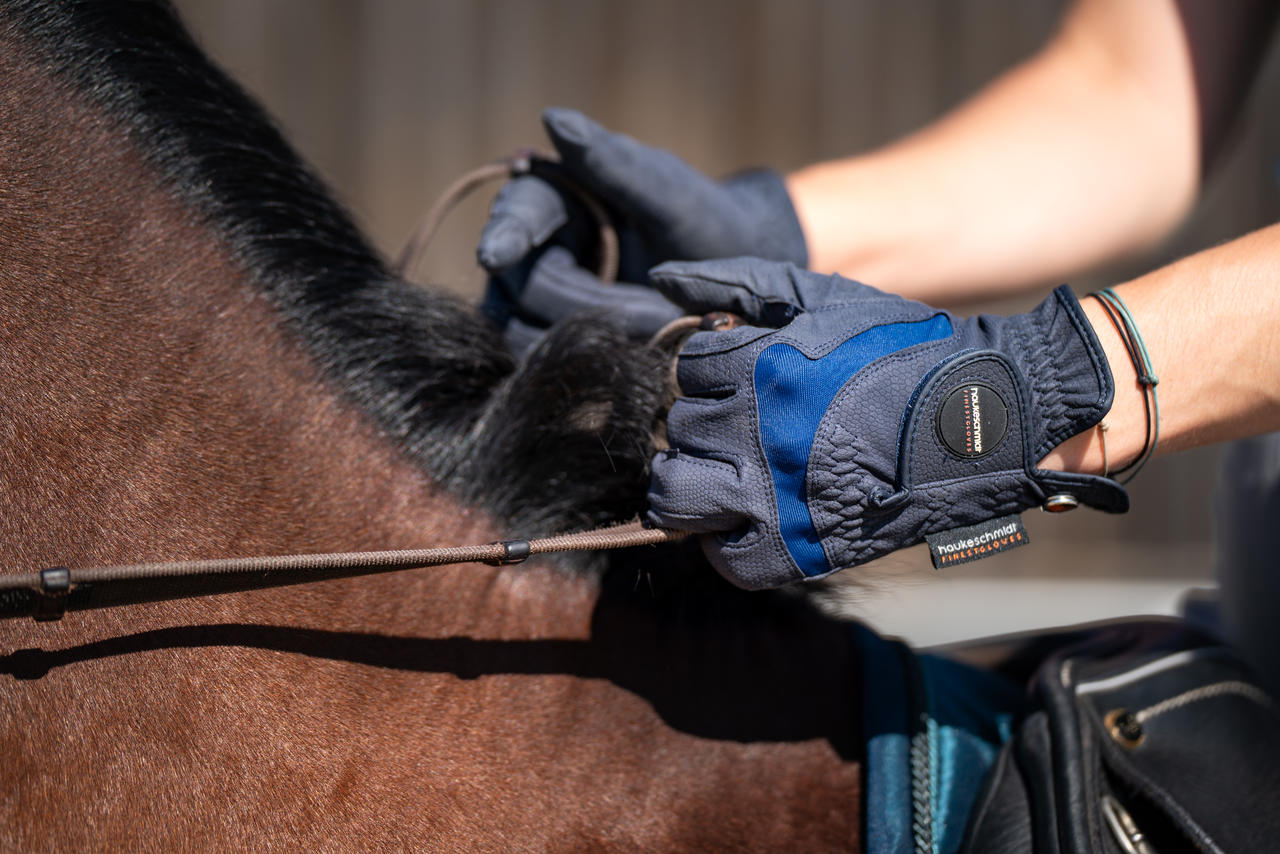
[645,259,1128,590]
[477,108,807,356]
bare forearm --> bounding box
[788,0,1199,302]
[1042,222,1280,475]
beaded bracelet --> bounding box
[1090,288,1159,483]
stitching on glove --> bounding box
[652,269,770,306]
[811,430,885,569]
[679,325,775,356]
[775,306,942,356]
[811,335,956,469]
[805,337,962,570]
[1042,288,1113,452]
[913,475,1029,532]
[659,449,744,477]
[716,521,802,586]
[1012,289,1113,457]
[806,336,957,573]
[672,385,737,403]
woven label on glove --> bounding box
[926,515,1028,569]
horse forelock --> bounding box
[0,0,667,540]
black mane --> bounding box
[1,0,666,534]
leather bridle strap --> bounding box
[393,150,620,286]
[0,520,686,622]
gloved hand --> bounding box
[645,259,1128,590]
[478,108,808,356]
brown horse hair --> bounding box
[0,0,669,541]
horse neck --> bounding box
[0,16,864,849]
[0,31,598,640]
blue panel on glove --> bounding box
[755,315,953,576]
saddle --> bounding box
[959,618,1280,853]
[855,616,1280,853]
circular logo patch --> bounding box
[936,383,1008,458]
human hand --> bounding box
[478,108,807,356]
[645,258,1128,589]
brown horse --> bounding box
[0,2,863,849]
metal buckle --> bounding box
[1042,493,1080,513]
[1101,794,1157,854]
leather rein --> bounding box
[0,520,685,623]
[0,154,706,623]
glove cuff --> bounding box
[721,168,809,268]
[1000,285,1115,462]
[1000,285,1128,514]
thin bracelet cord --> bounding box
[1101,287,1161,478]
[1096,422,1110,478]
[1100,287,1161,440]
[1090,289,1160,483]
[1091,296,1150,475]
[1092,293,1155,482]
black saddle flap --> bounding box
[962,619,1280,853]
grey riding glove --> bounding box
[478,108,807,356]
[645,259,1128,590]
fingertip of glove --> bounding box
[476,218,528,271]
[542,106,596,149]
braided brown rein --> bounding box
[0,521,688,621]
[393,150,620,286]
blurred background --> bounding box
[170,0,1280,645]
